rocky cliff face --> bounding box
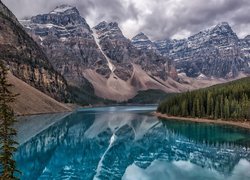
[93,21,134,81]
[20,6,181,101]
[0,1,69,102]
[239,35,250,73]
[131,32,156,51]
[93,21,177,81]
[133,22,250,79]
[21,5,111,87]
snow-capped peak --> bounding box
[131,32,155,51]
[216,22,230,27]
[207,22,234,34]
[94,21,120,33]
[244,35,250,40]
[50,4,77,14]
[132,32,150,41]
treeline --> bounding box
[0,62,20,178]
[158,77,250,120]
[125,90,173,104]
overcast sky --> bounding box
[2,0,250,40]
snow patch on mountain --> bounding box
[92,29,115,72]
[131,32,156,51]
[50,5,75,14]
[197,73,208,80]
[138,22,250,79]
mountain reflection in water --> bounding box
[15,106,250,180]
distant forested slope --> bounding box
[125,90,173,104]
[158,77,250,120]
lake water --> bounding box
[15,106,250,180]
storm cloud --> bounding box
[2,0,250,40]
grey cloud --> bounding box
[139,0,250,40]
[2,0,250,40]
[2,0,91,18]
[2,0,139,28]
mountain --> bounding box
[92,21,177,81]
[20,5,123,101]
[21,5,200,101]
[0,1,69,102]
[20,5,119,104]
[132,22,250,79]
[8,73,71,115]
[21,5,110,87]
[239,35,250,73]
[158,77,250,120]
[131,32,156,51]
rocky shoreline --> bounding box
[154,112,250,130]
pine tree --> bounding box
[224,98,230,119]
[192,100,196,117]
[210,97,214,118]
[196,97,201,118]
[158,77,250,120]
[0,62,20,179]
[206,92,212,117]
[214,99,219,119]
[220,95,224,118]
[242,93,249,119]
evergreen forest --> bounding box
[158,77,250,120]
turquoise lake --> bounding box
[15,106,250,180]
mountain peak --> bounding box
[28,3,90,28]
[211,22,234,33]
[198,21,238,40]
[99,21,108,25]
[131,32,154,51]
[108,22,119,28]
[27,3,91,34]
[132,32,150,41]
[94,21,119,31]
[138,32,146,36]
[244,35,250,40]
[50,4,79,14]
[216,22,230,27]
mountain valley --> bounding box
[1,2,249,109]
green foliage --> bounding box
[68,81,115,106]
[158,77,250,120]
[125,90,174,104]
[0,61,20,179]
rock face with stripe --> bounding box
[21,5,111,87]
[21,5,181,101]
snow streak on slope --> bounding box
[92,30,115,72]
[93,134,117,180]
